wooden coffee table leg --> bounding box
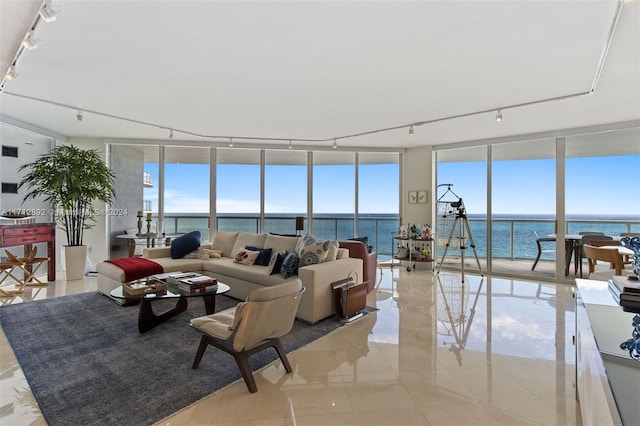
[138,296,188,333]
[202,294,216,315]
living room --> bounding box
[1,1,639,425]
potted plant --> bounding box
[18,144,116,280]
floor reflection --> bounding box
[0,269,581,425]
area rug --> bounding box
[0,292,344,426]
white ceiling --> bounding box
[0,0,638,150]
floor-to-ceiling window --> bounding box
[313,151,356,240]
[435,146,487,273]
[435,125,640,282]
[358,152,400,257]
[264,149,307,235]
[164,146,210,240]
[565,128,640,234]
[491,138,556,275]
[216,148,260,233]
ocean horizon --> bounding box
[160,213,639,260]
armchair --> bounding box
[338,240,377,292]
[190,280,305,393]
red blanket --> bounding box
[105,257,164,282]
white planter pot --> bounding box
[64,245,87,281]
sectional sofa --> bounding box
[97,231,364,324]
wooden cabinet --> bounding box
[0,223,56,281]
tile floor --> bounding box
[0,268,581,425]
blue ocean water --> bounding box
[162,213,640,260]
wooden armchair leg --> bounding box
[272,339,292,374]
[192,335,209,369]
[234,352,258,393]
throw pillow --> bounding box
[280,252,299,279]
[297,233,335,266]
[203,249,223,258]
[170,230,201,259]
[268,251,288,275]
[183,247,210,259]
[233,248,260,265]
[245,246,273,266]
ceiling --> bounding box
[0,0,638,150]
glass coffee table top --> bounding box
[110,282,230,300]
[109,279,230,333]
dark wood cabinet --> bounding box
[0,223,56,281]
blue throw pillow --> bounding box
[245,246,273,266]
[280,252,299,279]
[170,230,201,259]
[269,251,288,275]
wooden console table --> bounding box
[0,223,56,282]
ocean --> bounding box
[160,213,640,261]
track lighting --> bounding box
[409,126,414,135]
[332,139,338,149]
[76,110,83,121]
[169,129,174,138]
[39,0,61,23]
[495,110,503,122]
[288,140,293,149]
[5,66,17,81]
[22,31,40,50]
[229,137,234,147]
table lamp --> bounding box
[295,216,304,236]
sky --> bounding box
[438,154,640,217]
[145,153,640,217]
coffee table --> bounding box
[110,278,230,333]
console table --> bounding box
[0,222,56,282]
[575,278,640,425]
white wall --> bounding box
[402,145,434,227]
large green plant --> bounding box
[18,144,116,246]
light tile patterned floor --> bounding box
[0,268,580,425]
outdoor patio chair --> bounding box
[582,244,628,281]
[531,231,556,271]
[190,279,305,393]
[577,235,613,277]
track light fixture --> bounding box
[169,129,174,138]
[332,139,338,149]
[22,31,40,50]
[229,137,234,147]
[39,0,61,23]
[409,126,414,135]
[76,110,83,121]
[495,110,503,122]
[5,66,17,81]
[288,140,293,149]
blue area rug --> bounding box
[0,292,343,426]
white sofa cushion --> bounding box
[203,258,298,287]
[263,234,301,255]
[211,231,239,257]
[231,232,267,255]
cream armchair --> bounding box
[190,279,305,393]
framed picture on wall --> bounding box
[417,190,428,204]
[408,191,417,204]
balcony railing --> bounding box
[153,214,639,262]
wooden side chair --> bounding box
[577,236,613,277]
[0,252,27,296]
[5,247,49,286]
[582,244,628,281]
[190,280,305,393]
